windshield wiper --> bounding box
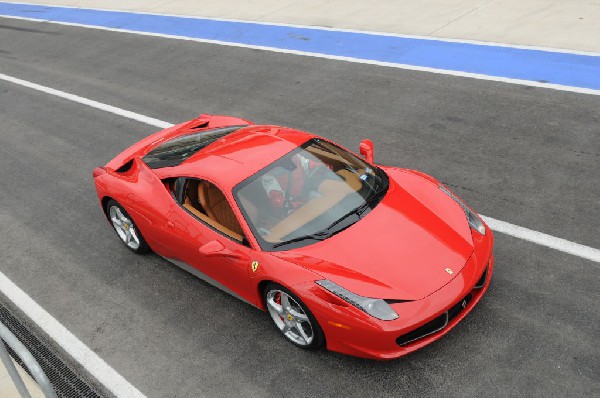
[272,187,388,249]
[272,230,331,248]
[325,187,387,231]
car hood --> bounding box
[272,167,474,300]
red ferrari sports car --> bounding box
[93,114,494,360]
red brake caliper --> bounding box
[275,293,284,320]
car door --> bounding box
[164,177,256,304]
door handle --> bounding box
[221,250,243,260]
[167,220,175,228]
[198,240,243,259]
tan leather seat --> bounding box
[184,201,243,242]
[184,180,201,209]
[182,180,244,242]
[198,182,244,237]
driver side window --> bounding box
[181,179,246,244]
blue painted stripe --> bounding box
[2,2,600,90]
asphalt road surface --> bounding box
[0,18,599,397]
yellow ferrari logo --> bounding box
[251,260,259,272]
[287,314,293,321]
[445,268,453,275]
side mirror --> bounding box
[359,139,374,164]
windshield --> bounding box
[234,139,388,251]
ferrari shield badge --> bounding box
[445,267,453,275]
[251,260,259,272]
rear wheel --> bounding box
[264,283,325,350]
[106,200,150,254]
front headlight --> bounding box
[439,184,486,235]
[315,280,399,321]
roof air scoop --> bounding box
[190,120,210,130]
[189,113,212,130]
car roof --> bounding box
[153,125,316,191]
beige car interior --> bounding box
[183,179,245,242]
[264,168,363,242]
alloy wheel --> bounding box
[109,205,141,250]
[266,289,314,346]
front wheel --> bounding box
[264,283,325,350]
[106,200,150,254]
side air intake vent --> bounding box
[115,159,134,173]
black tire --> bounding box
[263,282,325,350]
[105,199,150,254]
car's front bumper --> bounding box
[294,231,494,360]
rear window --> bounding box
[142,125,245,169]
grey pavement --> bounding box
[0,18,598,397]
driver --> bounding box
[261,153,328,215]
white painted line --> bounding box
[4,1,600,57]
[0,73,173,129]
[0,271,147,398]
[1,14,600,97]
[482,216,600,263]
[2,71,599,264]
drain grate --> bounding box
[0,302,103,398]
